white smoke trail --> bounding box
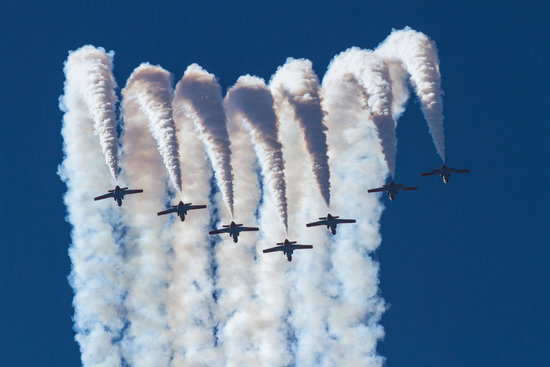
[118,77,173,367]
[270,76,336,366]
[65,45,119,180]
[224,75,288,231]
[329,48,397,178]
[216,80,293,367]
[376,27,446,161]
[168,91,221,366]
[173,64,234,216]
[213,119,264,366]
[319,51,388,367]
[124,64,183,191]
[60,50,126,367]
[270,58,331,206]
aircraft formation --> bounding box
[94,163,468,261]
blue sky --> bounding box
[1,1,549,366]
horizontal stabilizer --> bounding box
[319,217,327,220]
[223,225,230,228]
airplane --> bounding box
[157,201,207,222]
[208,221,259,243]
[367,181,417,200]
[420,164,470,183]
[262,239,313,262]
[94,185,143,206]
[306,213,356,235]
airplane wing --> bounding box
[123,189,143,195]
[306,220,327,227]
[290,244,313,250]
[335,219,356,224]
[367,187,386,193]
[451,169,470,173]
[400,186,418,191]
[209,228,230,235]
[420,171,437,176]
[157,208,177,216]
[94,192,114,201]
[263,246,284,253]
[239,227,259,232]
[188,205,207,210]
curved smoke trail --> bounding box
[65,45,119,180]
[330,48,396,178]
[168,86,222,367]
[119,77,174,367]
[224,75,288,231]
[173,64,234,216]
[60,50,125,367]
[124,64,183,192]
[272,77,336,365]
[376,27,446,161]
[270,58,331,206]
[320,50,388,367]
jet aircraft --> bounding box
[94,185,143,206]
[420,164,470,183]
[367,181,417,200]
[262,239,313,262]
[208,221,259,243]
[157,201,207,222]
[306,213,356,235]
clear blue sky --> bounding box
[1,1,549,366]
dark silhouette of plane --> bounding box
[367,181,417,200]
[208,221,259,243]
[157,201,207,222]
[420,164,470,183]
[306,213,356,235]
[94,185,143,206]
[262,239,313,262]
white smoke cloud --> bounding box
[173,64,234,216]
[320,50,388,366]
[224,75,288,231]
[124,64,183,192]
[168,89,222,367]
[214,118,264,366]
[61,27,445,367]
[64,45,119,180]
[60,52,126,367]
[118,78,173,367]
[270,58,331,207]
[326,48,397,178]
[271,77,336,365]
[376,27,446,161]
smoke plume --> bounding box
[64,45,120,180]
[224,75,288,231]
[60,50,126,367]
[173,64,234,216]
[270,58,331,206]
[376,27,446,161]
[124,64,183,191]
